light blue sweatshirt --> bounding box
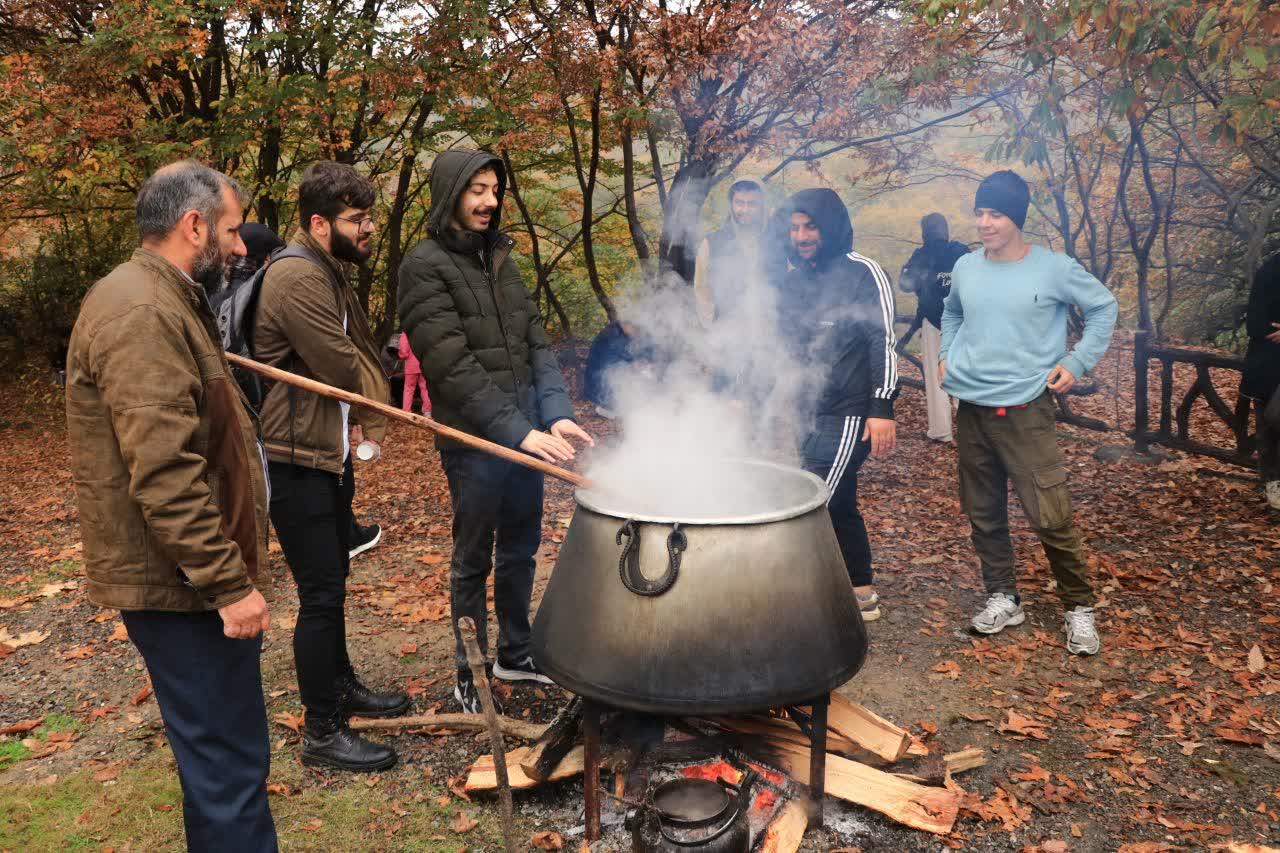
[939,245,1118,407]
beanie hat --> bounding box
[974,171,1030,230]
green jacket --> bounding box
[397,150,575,449]
[66,249,271,612]
[253,229,389,475]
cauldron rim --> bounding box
[574,458,828,525]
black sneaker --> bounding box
[454,668,504,715]
[493,655,554,685]
[349,521,381,560]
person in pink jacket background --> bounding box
[398,331,431,415]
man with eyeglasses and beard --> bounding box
[66,160,278,850]
[253,161,409,772]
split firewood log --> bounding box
[520,696,583,782]
[762,740,960,835]
[464,745,585,793]
[759,799,808,853]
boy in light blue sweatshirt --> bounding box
[939,170,1117,655]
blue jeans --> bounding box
[122,609,277,853]
[802,415,873,586]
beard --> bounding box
[192,239,227,295]
[331,229,372,264]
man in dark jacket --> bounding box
[67,161,277,851]
[899,213,970,442]
[254,161,408,773]
[693,179,766,327]
[398,150,593,712]
[1241,252,1280,509]
[776,188,898,621]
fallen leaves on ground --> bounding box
[449,810,478,834]
[531,830,565,849]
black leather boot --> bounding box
[301,714,397,772]
[340,673,411,719]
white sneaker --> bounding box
[1064,606,1101,655]
[971,593,1024,634]
[856,592,881,622]
[1266,480,1280,511]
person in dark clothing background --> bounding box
[398,150,593,713]
[693,179,766,328]
[227,222,285,288]
[899,213,970,443]
[584,321,639,418]
[1241,252,1280,510]
[775,188,898,622]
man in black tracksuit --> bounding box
[776,188,898,621]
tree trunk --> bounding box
[657,158,716,285]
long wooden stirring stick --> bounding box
[224,352,593,489]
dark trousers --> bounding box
[956,393,1093,608]
[269,458,355,721]
[1260,389,1280,482]
[801,415,873,586]
[122,610,277,853]
[441,449,544,670]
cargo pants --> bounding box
[956,392,1093,608]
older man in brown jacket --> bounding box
[66,161,277,851]
[253,161,407,773]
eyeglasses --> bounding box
[336,213,376,231]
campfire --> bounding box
[459,691,983,849]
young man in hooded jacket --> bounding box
[775,188,898,621]
[397,150,593,712]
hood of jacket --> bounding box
[427,149,507,256]
[787,187,854,271]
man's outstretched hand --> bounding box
[551,419,594,448]
[520,420,594,463]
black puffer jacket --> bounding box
[1242,253,1280,403]
[776,188,899,420]
[398,150,575,449]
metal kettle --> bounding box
[629,770,759,853]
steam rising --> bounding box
[582,248,832,520]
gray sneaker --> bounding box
[971,593,1024,634]
[1064,606,1101,655]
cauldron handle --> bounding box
[616,520,685,597]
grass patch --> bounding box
[36,713,82,740]
[0,740,31,770]
[0,751,505,851]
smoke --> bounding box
[581,208,832,520]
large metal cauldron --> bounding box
[531,460,867,714]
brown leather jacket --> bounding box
[253,230,389,475]
[66,249,271,611]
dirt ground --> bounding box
[2,347,1278,852]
